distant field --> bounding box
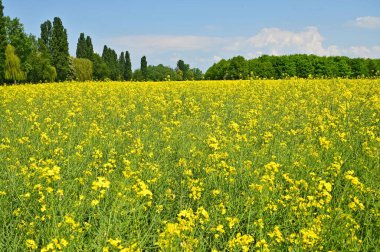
[0,79,379,251]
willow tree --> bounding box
[5,44,25,83]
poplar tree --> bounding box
[85,36,94,60]
[141,56,147,81]
[76,33,86,58]
[40,20,52,56]
[102,45,119,80]
[125,51,132,81]
[0,0,6,82]
[118,52,126,80]
[51,17,70,81]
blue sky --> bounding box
[3,0,380,71]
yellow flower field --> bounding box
[0,79,379,251]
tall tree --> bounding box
[85,36,93,60]
[125,51,132,81]
[0,0,6,82]
[76,33,86,58]
[102,45,119,80]
[118,52,126,80]
[141,56,147,81]
[50,17,70,81]
[4,44,25,83]
[40,20,52,56]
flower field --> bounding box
[0,79,379,251]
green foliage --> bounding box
[205,54,380,80]
[177,59,190,80]
[85,36,94,61]
[72,57,93,81]
[93,53,109,80]
[50,17,70,81]
[124,51,132,81]
[0,0,6,82]
[229,56,248,79]
[132,69,143,81]
[118,52,126,80]
[204,59,230,80]
[26,50,56,83]
[76,33,86,58]
[189,68,203,80]
[141,56,148,81]
[147,64,181,81]
[4,16,35,76]
[40,20,52,56]
[76,33,94,61]
[4,44,25,83]
[102,45,119,80]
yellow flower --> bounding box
[226,217,239,229]
[228,233,254,252]
[92,177,110,191]
[26,239,37,250]
[91,199,100,206]
[268,226,284,243]
[319,137,332,150]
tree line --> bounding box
[205,54,380,80]
[0,0,202,84]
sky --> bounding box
[3,0,380,71]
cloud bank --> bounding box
[105,27,380,71]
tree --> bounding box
[229,56,248,79]
[50,17,70,81]
[132,69,144,81]
[367,59,377,77]
[102,45,119,80]
[205,59,230,80]
[118,52,126,80]
[85,36,93,60]
[72,57,93,81]
[76,33,94,61]
[4,44,25,83]
[293,54,314,78]
[177,59,189,80]
[0,0,6,82]
[93,53,109,80]
[124,51,132,81]
[40,20,52,56]
[141,56,148,80]
[4,17,34,76]
[350,58,367,78]
[27,50,56,83]
[76,33,86,58]
[190,68,203,80]
[146,64,181,81]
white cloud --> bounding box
[354,16,380,29]
[247,26,340,56]
[104,27,379,71]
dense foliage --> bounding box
[1,79,379,251]
[205,55,380,80]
